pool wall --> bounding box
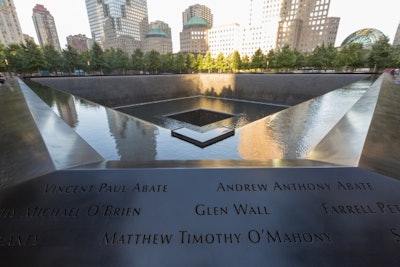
[32,73,371,107]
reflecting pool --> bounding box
[116,96,287,131]
[27,77,374,162]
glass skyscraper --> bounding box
[85,0,148,54]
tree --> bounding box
[309,43,338,70]
[265,49,276,71]
[5,44,25,74]
[81,50,92,74]
[230,50,241,72]
[90,42,105,74]
[131,48,145,72]
[174,52,186,73]
[160,52,175,73]
[335,43,366,71]
[145,50,161,74]
[196,54,204,73]
[241,55,250,70]
[62,46,81,74]
[117,49,130,74]
[43,45,62,74]
[104,48,130,74]
[251,48,266,70]
[186,53,197,73]
[203,51,214,73]
[368,35,394,72]
[23,40,46,75]
[293,49,306,70]
[275,45,296,71]
[0,44,8,72]
[215,52,227,73]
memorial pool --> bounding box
[27,78,373,161]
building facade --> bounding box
[393,22,400,47]
[180,4,212,54]
[208,24,242,57]
[182,4,213,29]
[66,34,94,53]
[0,0,24,45]
[85,0,149,55]
[241,0,283,56]
[276,0,339,52]
[240,0,339,56]
[142,21,172,54]
[32,4,61,51]
[180,17,210,54]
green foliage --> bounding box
[160,52,175,73]
[42,45,63,73]
[131,48,145,72]
[265,50,275,70]
[174,52,186,73]
[335,43,366,71]
[186,53,197,72]
[104,48,130,74]
[1,36,398,76]
[62,46,81,74]
[230,50,241,71]
[215,52,227,73]
[196,54,204,72]
[368,36,394,71]
[90,42,105,74]
[251,48,266,69]
[203,51,214,73]
[241,55,250,70]
[23,40,46,74]
[309,43,337,70]
[145,50,161,73]
[5,44,24,74]
[0,44,7,72]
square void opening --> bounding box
[167,109,234,126]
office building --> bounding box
[208,24,242,57]
[393,22,400,47]
[66,34,94,53]
[241,0,339,55]
[0,0,24,45]
[32,4,61,51]
[182,4,213,28]
[85,0,149,55]
[142,21,172,54]
[241,0,283,56]
[180,4,212,54]
[276,0,339,52]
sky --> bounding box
[13,0,400,53]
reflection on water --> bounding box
[116,96,287,131]
[238,79,373,160]
[27,78,374,161]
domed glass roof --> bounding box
[341,28,385,48]
[183,17,209,29]
[146,28,168,38]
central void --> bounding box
[116,96,287,147]
[167,109,234,126]
[116,96,287,131]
